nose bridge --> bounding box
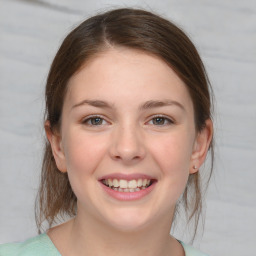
[110,120,146,163]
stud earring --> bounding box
[193,165,197,170]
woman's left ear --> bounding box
[190,119,213,174]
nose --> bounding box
[109,124,146,165]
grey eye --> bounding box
[83,116,106,126]
[152,117,171,125]
[149,116,174,126]
[89,117,103,125]
[153,117,164,125]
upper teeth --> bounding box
[103,179,151,189]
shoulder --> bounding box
[179,241,209,256]
[0,234,61,256]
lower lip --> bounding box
[99,181,156,201]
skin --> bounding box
[46,47,213,256]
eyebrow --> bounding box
[71,99,185,111]
[139,100,185,111]
[72,100,114,109]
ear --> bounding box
[190,119,213,174]
[45,120,67,173]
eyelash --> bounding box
[147,115,174,126]
[82,115,174,127]
[82,115,107,126]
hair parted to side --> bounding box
[36,8,214,240]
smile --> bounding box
[98,174,157,201]
[101,178,152,192]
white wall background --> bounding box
[0,0,255,255]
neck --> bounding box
[54,209,182,256]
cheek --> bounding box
[62,131,108,204]
[149,132,194,195]
[151,132,193,171]
[63,131,107,175]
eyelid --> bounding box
[146,114,175,125]
[81,114,109,126]
[80,114,175,126]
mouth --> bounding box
[100,178,156,192]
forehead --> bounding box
[65,48,193,111]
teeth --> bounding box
[111,186,147,192]
[113,179,119,188]
[119,179,128,188]
[108,179,113,187]
[103,178,152,190]
[128,180,137,189]
[142,179,147,186]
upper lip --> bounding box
[98,173,156,181]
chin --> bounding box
[103,208,153,233]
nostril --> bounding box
[109,133,146,162]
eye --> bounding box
[148,116,174,126]
[82,116,107,126]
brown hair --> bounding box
[36,8,214,240]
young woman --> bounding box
[0,8,213,256]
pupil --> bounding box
[92,118,102,125]
[154,117,164,125]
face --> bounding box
[48,48,212,232]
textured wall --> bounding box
[0,0,255,255]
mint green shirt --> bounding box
[0,234,208,256]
